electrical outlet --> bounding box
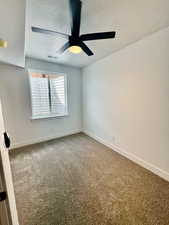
[111,136,120,146]
[112,136,116,143]
[116,138,120,146]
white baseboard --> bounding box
[11,129,82,150]
[84,130,169,182]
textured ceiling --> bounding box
[26,0,169,68]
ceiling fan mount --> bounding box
[32,0,116,56]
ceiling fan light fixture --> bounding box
[68,45,82,54]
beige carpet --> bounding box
[9,133,169,225]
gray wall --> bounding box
[83,27,169,181]
[0,58,82,148]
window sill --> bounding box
[31,113,69,120]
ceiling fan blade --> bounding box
[80,32,116,41]
[32,27,69,38]
[79,41,94,56]
[69,0,82,37]
[57,42,70,54]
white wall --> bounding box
[0,0,25,67]
[0,58,82,148]
[83,26,169,181]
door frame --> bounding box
[0,158,11,225]
[0,100,19,225]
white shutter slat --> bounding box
[30,73,67,118]
[50,76,66,114]
[30,77,50,117]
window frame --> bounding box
[28,69,69,120]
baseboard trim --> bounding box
[11,129,82,150]
[84,130,169,182]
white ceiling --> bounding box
[26,0,169,68]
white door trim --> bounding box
[0,100,19,225]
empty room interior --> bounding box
[0,0,169,224]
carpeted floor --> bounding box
[9,133,169,225]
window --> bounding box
[29,70,68,119]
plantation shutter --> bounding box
[30,74,50,117]
[50,75,66,114]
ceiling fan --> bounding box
[32,0,116,56]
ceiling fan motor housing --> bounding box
[69,36,81,47]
